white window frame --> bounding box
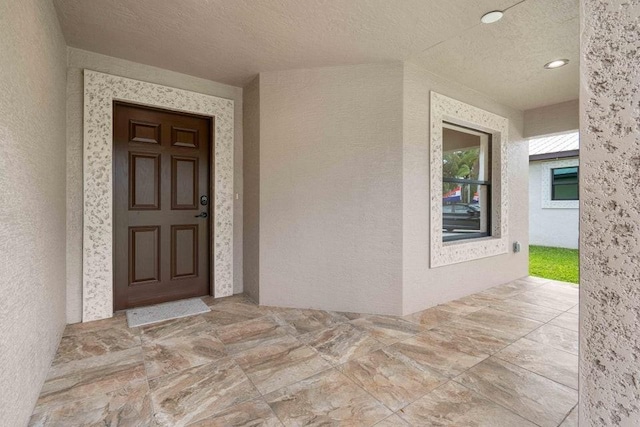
[541,158,579,209]
[430,92,509,267]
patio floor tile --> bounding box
[548,311,580,332]
[338,348,446,411]
[232,335,332,395]
[387,330,487,378]
[495,337,579,389]
[53,326,141,365]
[298,322,384,365]
[149,358,259,426]
[374,414,410,426]
[188,398,283,426]
[476,279,544,299]
[462,307,544,340]
[560,404,579,426]
[398,381,537,427]
[488,297,564,322]
[511,286,578,311]
[29,382,151,427]
[216,314,296,355]
[525,323,579,355]
[142,332,227,379]
[403,306,460,328]
[264,369,392,426]
[455,357,577,427]
[36,347,146,409]
[350,315,425,345]
[31,279,580,426]
[427,318,514,357]
[275,308,350,335]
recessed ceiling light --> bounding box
[544,59,570,69]
[481,11,504,24]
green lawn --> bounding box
[529,245,579,284]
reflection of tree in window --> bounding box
[443,149,480,200]
[442,123,491,241]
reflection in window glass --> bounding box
[551,167,579,200]
[442,124,491,242]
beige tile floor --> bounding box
[30,277,579,426]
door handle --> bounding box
[195,212,208,218]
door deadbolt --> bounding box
[200,195,209,206]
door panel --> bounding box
[171,156,198,209]
[171,224,198,279]
[114,102,212,310]
[129,152,161,210]
[172,126,199,148]
[129,120,161,144]
[129,226,161,285]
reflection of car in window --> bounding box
[443,203,481,231]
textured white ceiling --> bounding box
[411,0,579,110]
[53,0,578,110]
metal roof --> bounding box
[529,132,579,156]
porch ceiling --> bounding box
[53,0,578,111]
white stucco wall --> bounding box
[248,62,528,316]
[580,0,640,424]
[65,48,244,323]
[0,1,68,424]
[523,99,579,139]
[529,159,579,249]
[258,63,405,315]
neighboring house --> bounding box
[529,132,579,249]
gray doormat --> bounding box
[126,298,211,327]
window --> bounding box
[540,159,579,209]
[551,166,579,200]
[430,91,509,268]
[442,123,491,242]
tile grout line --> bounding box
[138,333,157,423]
[492,352,578,391]
[454,356,577,426]
[425,294,577,425]
[449,378,545,427]
[556,402,578,427]
[34,327,150,421]
[332,366,398,423]
[140,310,265,425]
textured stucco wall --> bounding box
[529,159,579,249]
[65,48,244,323]
[580,0,640,425]
[250,62,527,316]
[523,99,579,138]
[258,63,404,315]
[402,63,528,315]
[0,0,68,424]
[243,76,260,302]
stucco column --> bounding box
[580,0,640,425]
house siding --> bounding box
[529,158,579,249]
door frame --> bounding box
[82,70,234,322]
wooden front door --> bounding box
[114,102,212,310]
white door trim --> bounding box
[82,70,234,322]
